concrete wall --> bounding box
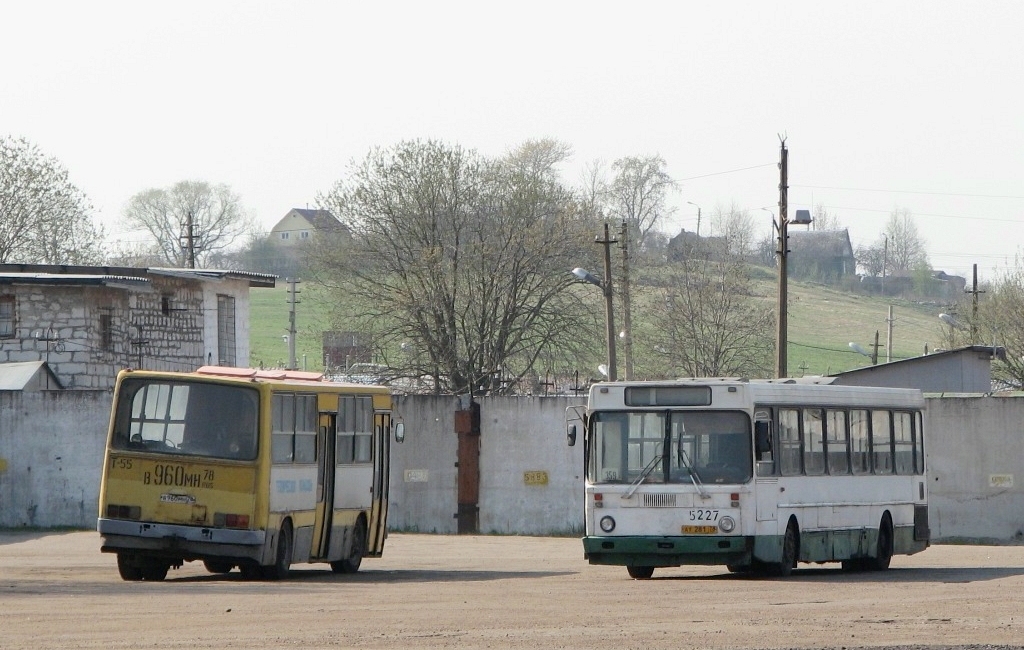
[0,391,110,527]
[925,394,1024,543]
[3,390,1023,545]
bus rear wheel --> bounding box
[116,553,143,581]
[627,565,655,579]
[203,560,234,574]
[331,519,366,574]
[263,521,292,580]
[870,514,894,571]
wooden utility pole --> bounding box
[619,220,634,380]
[597,223,618,381]
[967,263,984,343]
[775,138,789,378]
[287,279,300,370]
[185,210,196,269]
[886,305,895,363]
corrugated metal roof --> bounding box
[0,272,152,291]
[147,268,276,287]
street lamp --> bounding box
[687,201,702,236]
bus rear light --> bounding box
[593,493,603,508]
[106,504,141,520]
[214,513,250,528]
[730,493,740,508]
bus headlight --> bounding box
[718,516,736,533]
[599,516,616,533]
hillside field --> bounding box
[247,277,952,381]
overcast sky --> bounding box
[4,1,1022,280]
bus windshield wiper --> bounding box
[623,445,663,499]
[678,447,710,500]
[675,417,710,500]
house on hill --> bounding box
[787,229,856,282]
[666,229,729,262]
[269,208,349,247]
[0,264,275,389]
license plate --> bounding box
[682,525,718,534]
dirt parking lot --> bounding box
[1,530,1023,649]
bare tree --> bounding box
[123,181,251,268]
[812,203,842,231]
[944,257,1024,389]
[710,201,757,257]
[654,254,775,377]
[0,136,105,264]
[606,155,676,250]
[311,139,598,395]
[885,208,928,272]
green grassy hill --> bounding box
[247,276,951,379]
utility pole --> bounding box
[184,210,196,269]
[775,138,789,378]
[966,263,984,343]
[619,220,634,380]
[596,223,618,381]
[881,235,888,296]
[886,305,895,363]
[871,330,880,365]
[287,279,300,370]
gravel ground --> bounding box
[2,531,1023,649]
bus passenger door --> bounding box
[366,412,391,557]
[312,413,336,559]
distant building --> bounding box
[269,208,349,247]
[666,229,728,262]
[788,229,856,281]
[0,264,275,389]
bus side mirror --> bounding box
[567,424,577,447]
[394,422,405,444]
[754,421,772,455]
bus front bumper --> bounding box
[583,534,755,568]
[98,518,266,562]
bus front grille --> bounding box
[642,493,677,508]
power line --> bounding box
[793,184,1024,201]
[674,162,776,182]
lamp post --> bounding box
[687,201,702,236]
[572,225,617,381]
[772,139,811,378]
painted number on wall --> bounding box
[523,471,548,486]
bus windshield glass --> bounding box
[589,410,752,485]
[111,378,259,461]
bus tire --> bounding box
[870,514,894,571]
[331,518,366,574]
[627,565,655,579]
[203,560,234,574]
[772,519,799,577]
[264,521,292,580]
[140,558,169,581]
[116,553,143,581]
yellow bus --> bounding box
[97,366,404,581]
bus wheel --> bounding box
[627,566,655,579]
[773,520,799,577]
[140,559,169,581]
[203,560,234,574]
[331,519,366,574]
[264,521,293,580]
[870,514,894,571]
[116,553,143,581]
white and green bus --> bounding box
[567,378,929,578]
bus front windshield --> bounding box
[112,378,259,461]
[588,410,752,485]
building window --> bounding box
[0,296,14,338]
[99,313,113,351]
[300,231,309,239]
[280,232,289,240]
[217,294,236,366]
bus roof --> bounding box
[116,367,392,393]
